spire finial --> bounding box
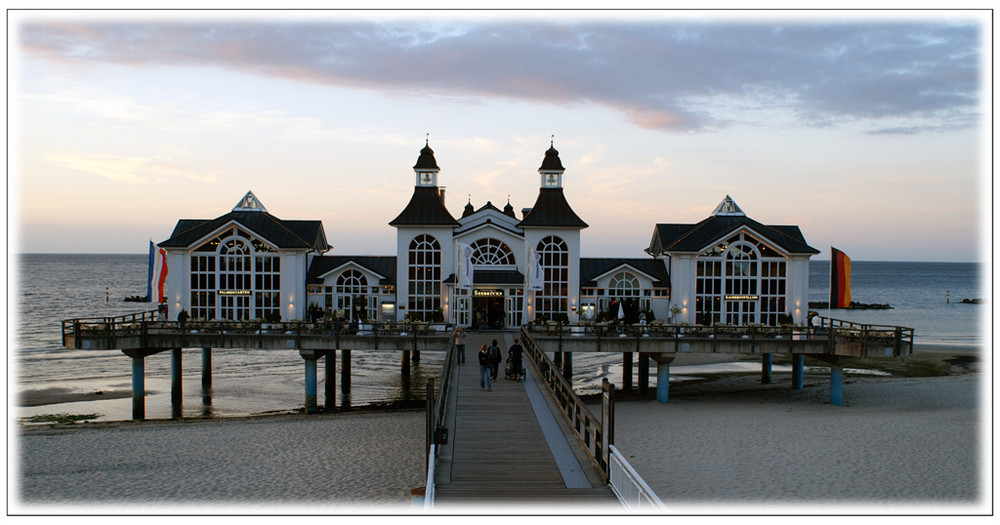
[426,133,429,146]
[550,134,554,146]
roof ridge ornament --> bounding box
[712,195,745,217]
[233,190,267,212]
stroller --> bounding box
[504,356,525,381]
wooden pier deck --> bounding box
[431,331,618,507]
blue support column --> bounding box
[830,364,844,406]
[325,350,336,411]
[792,354,804,390]
[171,348,182,418]
[656,361,670,403]
[761,353,773,384]
[304,356,318,414]
[131,355,145,420]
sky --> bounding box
[9,9,991,262]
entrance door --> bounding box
[472,293,505,329]
[725,300,757,325]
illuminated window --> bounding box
[408,235,441,321]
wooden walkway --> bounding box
[432,331,617,507]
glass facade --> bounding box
[188,227,280,321]
[407,234,442,321]
[695,231,786,326]
[535,235,569,319]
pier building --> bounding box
[158,141,816,328]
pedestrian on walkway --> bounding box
[508,338,524,381]
[454,327,466,364]
[478,344,492,391]
[489,339,503,380]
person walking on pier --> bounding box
[478,344,493,391]
[508,338,524,382]
[454,327,467,364]
[489,339,503,381]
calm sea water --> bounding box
[14,255,984,420]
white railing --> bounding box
[608,444,664,510]
[423,443,436,509]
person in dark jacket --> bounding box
[489,339,503,380]
[478,344,492,391]
[508,338,524,381]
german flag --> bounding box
[830,247,852,308]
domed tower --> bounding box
[390,140,459,322]
[518,140,587,324]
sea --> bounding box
[12,254,986,423]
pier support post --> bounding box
[622,352,633,392]
[413,350,420,364]
[830,363,844,406]
[655,361,670,403]
[638,353,650,396]
[554,351,562,365]
[562,351,573,381]
[171,348,182,418]
[201,348,212,390]
[301,350,319,414]
[761,353,772,384]
[130,353,145,420]
[792,354,804,390]
[325,350,336,410]
[341,350,352,394]
[402,350,411,376]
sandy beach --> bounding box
[12,344,987,514]
[612,344,986,514]
[14,409,428,512]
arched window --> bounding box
[189,228,280,321]
[470,238,515,266]
[609,272,640,298]
[695,231,785,326]
[535,236,569,320]
[408,234,442,321]
[336,269,370,321]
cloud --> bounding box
[18,17,982,133]
[46,152,219,184]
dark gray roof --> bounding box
[307,256,397,285]
[647,215,819,255]
[444,269,525,285]
[389,186,460,226]
[580,258,669,288]
[517,188,588,228]
[160,211,329,251]
[413,144,439,170]
[539,145,565,171]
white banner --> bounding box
[458,242,474,290]
[528,246,543,291]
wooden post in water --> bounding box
[562,351,573,381]
[128,352,145,420]
[201,348,212,390]
[622,352,633,392]
[325,349,336,410]
[341,349,352,394]
[402,350,411,376]
[638,353,650,396]
[171,348,182,418]
[761,353,773,384]
[791,354,804,390]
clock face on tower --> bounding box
[544,173,559,187]
[419,172,434,186]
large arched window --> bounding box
[695,231,785,326]
[609,271,639,298]
[336,269,372,321]
[535,236,569,320]
[189,227,281,321]
[408,234,442,321]
[470,238,515,266]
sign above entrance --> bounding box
[473,289,504,298]
[725,295,759,301]
[219,290,252,296]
